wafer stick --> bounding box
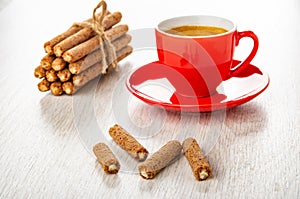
[50,82,63,96]
[52,58,67,71]
[45,69,58,82]
[53,12,122,57]
[63,45,132,95]
[44,26,82,55]
[57,68,72,82]
[69,34,131,74]
[62,82,74,95]
[182,138,212,181]
[62,24,128,63]
[109,124,149,161]
[93,142,120,174]
[34,65,46,79]
[72,45,132,87]
[41,54,55,70]
[37,79,50,92]
[138,140,182,179]
[43,11,111,55]
[53,27,95,57]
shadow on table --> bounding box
[200,102,268,188]
[224,102,267,136]
[94,160,121,188]
[162,101,267,136]
[38,69,116,138]
[39,93,75,136]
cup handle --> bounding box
[230,31,259,76]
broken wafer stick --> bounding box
[50,81,63,96]
[93,142,120,174]
[109,124,149,162]
[41,54,55,70]
[37,79,50,92]
[45,69,58,82]
[182,138,212,181]
[34,65,46,79]
[57,68,72,82]
[53,12,122,57]
[62,24,128,63]
[52,57,67,71]
[63,45,132,95]
[43,11,111,55]
[138,140,182,180]
[69,34,131,74]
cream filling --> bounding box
[138,153,146,161]
[199,170,209,180]
[141,170,149,178]
[108,164,117,172]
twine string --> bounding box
[75,0,117,73]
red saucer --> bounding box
[126,60,270,112]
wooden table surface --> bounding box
[0,0,299,198]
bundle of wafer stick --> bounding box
[34,1,132,96]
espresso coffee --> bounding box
[165,25,228,36]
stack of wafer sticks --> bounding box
[34,6,132,96]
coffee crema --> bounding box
[165,25,228,36]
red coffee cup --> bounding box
[155,15,259,97]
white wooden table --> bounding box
[0,0,299,198]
